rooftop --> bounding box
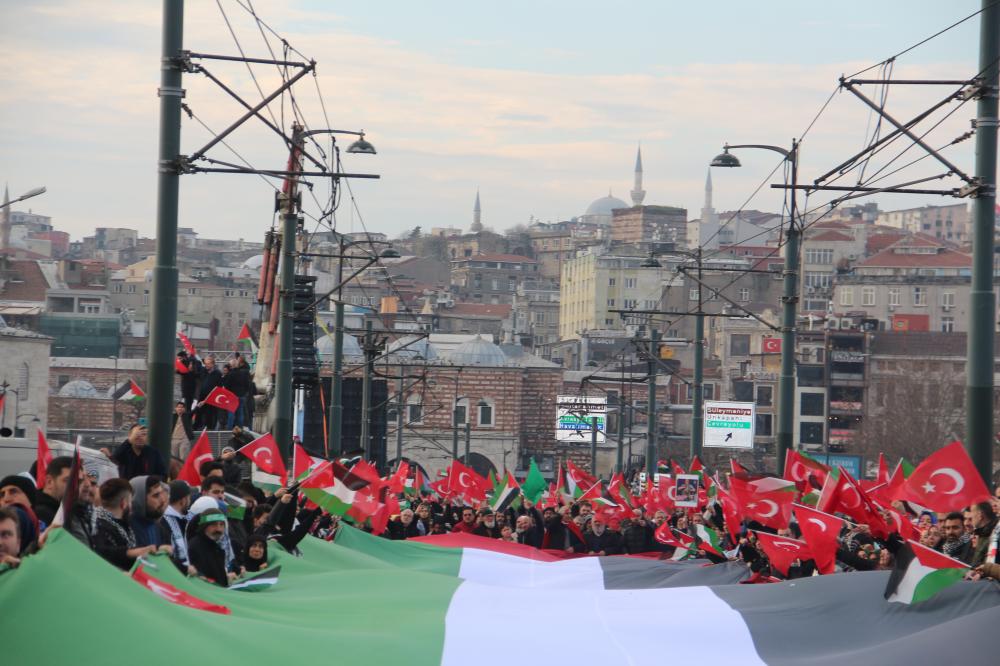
[454,253,537,264]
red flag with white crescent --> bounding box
[177,430,214,486]
[896,441,991,513]
[237,433,287,484]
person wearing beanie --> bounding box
[164,480,192,570]
[187,509,232,586]
[0,474,38,509]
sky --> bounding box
[0,1,988,244]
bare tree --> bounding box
[855,367,965,464]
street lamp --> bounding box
[0,186,47,209]
[711,140,800,474]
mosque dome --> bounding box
[387,335,438,361]
[316,332,363,358]
[62,380,99,398]
[584,194,629,217]
[242,254,265,270]
[444,335,507,366]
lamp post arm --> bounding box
[724,143,792,158]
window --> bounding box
[509,279,517,292]
[840,289,854,307]
[756,385,773,406]
[862,287,875,307]
[608,278,616,286]
[888,288,900,306]
[804,272,831,290]
[404,396,423,424]
[187,288,197,295]
[453,399,468,426]
[730,334,750,357]
[605,318,614,326]
[113,284,122,293]
[607,299,615,308]
[805,248,834,264]
[491,279,500,290]
[739,288,751,302]
[57,374,70,388]
[82,303,101,315]
[127,285,136,294]
[942,291,955,308]
[800,422,824,444]
[689,288,699,302]
[800,392,825,416]
[942,316,955,333]
[624,299,638,309]
[477,399,495,427]
[733,380,754,401]
[913,287,927,306]
[685,383,715,401]
[756,413,773,437]
[18,362,29,396]
[625,277,637,289]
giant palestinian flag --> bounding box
[3,529,999,665]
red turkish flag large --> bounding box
[730,475,795,530]
[237,433,287,484]
[793,504,843,574]
[896,441,991,513]
[717,488,744,542]
[447,460,487,502]
[753,530,811,577]
[202,386,239,413]
[347,485,380,522]
[132,565,230,614]
[177,430,214,486]
[761,337,782,354]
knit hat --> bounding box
[169,480,191,503]
[1,474,37,506]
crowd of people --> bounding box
[175,351,255,446]
[3,428,1000,588]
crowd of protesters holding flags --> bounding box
[2,416,1000,604]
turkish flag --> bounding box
[881,504,920,541]
[177,430,214,486]
[783,450,830,491]
[753,531,811,577]
[730,475,794,530]
[202,386,239,413]
[347,485,380,522]
[237,433,287,484]
[876,453,890,485]
[292,442,324,481]
[762,337,782,353]
[654,522,692,549]
[36,431,54,488]
[429,478,452,499]
[447,460,487,502]
[387,461,409,495]
[132,565,230,614]
[176,331,197,357]
[717,488,744,542]
[793,504,843,574]
[174,357,190,374]
[896,441,991,512]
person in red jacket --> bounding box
[452,506,478,533]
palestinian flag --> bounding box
[695,523,724,557]
[301,461,372,517]
[237,323,258,352]
[6,530,1000,664]
[565,460,597,500]
[229,566,281,592]
[488,472,520,514]
[885,539,970,605]
[111,379,145,403]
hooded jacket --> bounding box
[129,476,168,549]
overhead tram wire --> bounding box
[844,0,1000,80]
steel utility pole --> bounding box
[615,401,625,474]
[147,0,185,463]
[464,421,472,463]
[395,366,405,466]
[776,142,800,477]
[645,329,660,481]
[360,319,374,461]
[590,416,599,476]
[272,123,304,460]
[966,0,999,481]
[328,237,346,459]
[691,247,705,463]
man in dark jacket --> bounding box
[176,351,201,410]
[129,476,171,550]
[584,516,621,555]
[514,514,543,548]
[621,516,653,554]
[387,508,421,540]
[188,509,232,586]
[473,509,501,539]
[33,456,74,526]
[92,478,156,570]
[194,355,223,430]
[102,425,167,480]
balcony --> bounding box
[829,400,863,414]
[830,372,864,385]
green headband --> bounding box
[199,511,227,525]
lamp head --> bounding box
[379,247,401,259]
[710,147,741,168]
[346,133,376,155]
